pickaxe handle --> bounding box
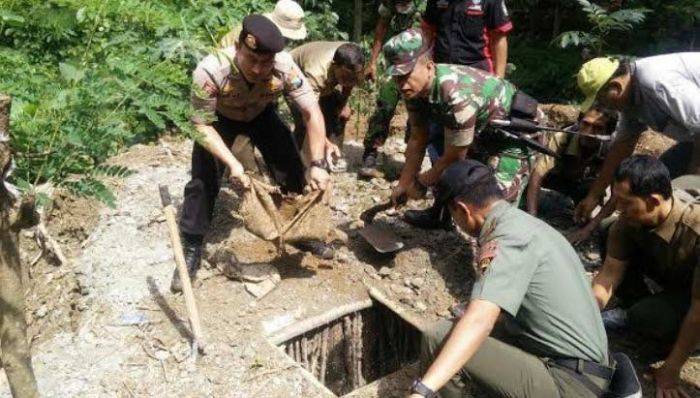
[159,185,206,355]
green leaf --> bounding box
[59,62,85,83]
[0,10,25,26]
[76,7,87,23]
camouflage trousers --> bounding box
[363,76,404,154]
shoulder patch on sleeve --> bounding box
[476,240,498,275]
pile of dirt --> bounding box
[1,114,697,397]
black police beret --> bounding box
[435,160,494,206]
[240,14,285,54]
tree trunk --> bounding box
[0,94,40,398]
[0,94,10,175]
[353,0,363,42]
[552,2,562,40]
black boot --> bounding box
[404,202,453,230]
[170,233,203,293]
[292,240,335,260]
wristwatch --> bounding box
[411,380,437,398]
[309,159,329,172]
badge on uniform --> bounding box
[287,70,303,90]
[476,240,498,275]
[244,34,257,50]
[202,80,219,97]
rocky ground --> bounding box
[0,107,698,397]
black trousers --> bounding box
[180,106,306,237]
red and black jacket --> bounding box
[422,0,513,73]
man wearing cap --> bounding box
[411,159,611,398]
[290,41,365,149]
[360,0,514,179]
[573,53,700,225]
[383,29,533,225]
[173,15,332,292]
[219,0,307,49]
[219,0,308,174]
[592,155,699,398]
[360,0,426,179]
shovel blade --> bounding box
[359,224,404,253]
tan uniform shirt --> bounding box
[608,192,700,293]
[191,47,316,124]
[290,41,346,98]
[532,132,606,179]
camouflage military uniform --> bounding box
[363,0,425,154]
[409,64,532,203]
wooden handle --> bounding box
[159,185,172,207]
[159,186,206,353]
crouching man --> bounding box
[174,15,333,292]
[290,41,365,149]
[592,155,699,397]
[412,160,611,398]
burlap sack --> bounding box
[239,177,331,245]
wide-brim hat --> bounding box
[265,0,307,41]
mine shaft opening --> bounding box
[279,301,422,396]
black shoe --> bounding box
[170,234,203,293]
[293,240,334,260]
[404,205,453,230]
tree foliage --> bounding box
[556,0,649,54]
[0,0,343,206]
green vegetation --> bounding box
[556,0,649,55]
[0,0,342,205]
[1,0,695,204]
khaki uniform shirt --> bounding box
[191,47,316,124]
[532,132,606,180]
[472,201,609,363]
[290,41,346,98]
[608,191,700,293]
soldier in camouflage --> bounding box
[359,0,425,179]
[384,29,533,224]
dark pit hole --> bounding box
[280,301,421,396]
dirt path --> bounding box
[0,129,697,397]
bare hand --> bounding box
[418,169,439,188]
[407,395,423,398]
[645,364,690,398]
[574,195,598,224]
[228,162,250,190]
[305,166,330,191]
[392,179,425,206]
[325,140,341,168]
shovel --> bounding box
[358,200,404,253]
